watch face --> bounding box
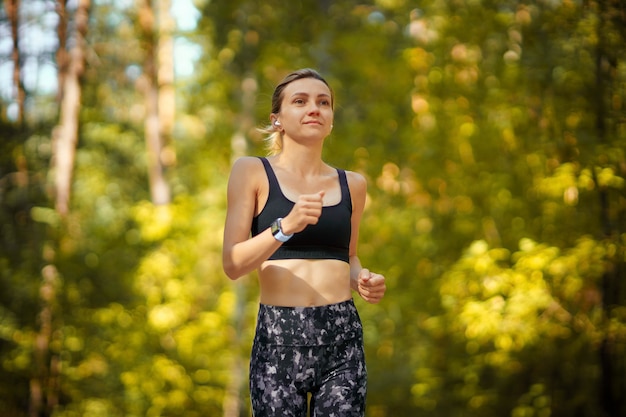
[271,220,280,235]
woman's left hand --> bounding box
[357,269,386,304]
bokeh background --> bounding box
[1,0,625,416]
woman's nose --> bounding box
[307,103,321,114]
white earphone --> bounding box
[274,121,281,126]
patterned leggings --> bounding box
[249,299,367,417]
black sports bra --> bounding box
[251,157,352,263]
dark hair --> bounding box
[263,68,334,154]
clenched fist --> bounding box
[357,268,386,304]
[281,191,325,235]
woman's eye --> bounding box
[294,99,305,104]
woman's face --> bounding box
[273,77,334,141]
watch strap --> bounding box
[271,218,293,242]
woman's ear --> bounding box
[270,115,281,130]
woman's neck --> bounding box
[271,147,326,177]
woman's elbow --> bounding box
[222,258,240,280]
[222,252,245,280]
[222,244,260,280]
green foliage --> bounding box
[432,237,607,415]
[50,190,242,416]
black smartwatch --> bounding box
[271,218,293,242]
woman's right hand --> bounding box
[281,191,325,235]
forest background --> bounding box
[0,0,625,416]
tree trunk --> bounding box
[157,0,176,166]
[4,0,24,125]
[29,262,62,417]
[55,0,69,104]
[594,1,626,416]
[31,1,90,415]
[137,0,171,206]
[51,0,90,216]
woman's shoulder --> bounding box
[344,169,367,191]
[342,169,367,212]
[227,156,267,191]
[230,156,265,175]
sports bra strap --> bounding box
[259,157,280,190]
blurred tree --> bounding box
[51,0,90,216]
[4,0,24,126]
[137,0,171,205]
[593,2,626,415]
[29,0,91,415]
[401,0,626,416]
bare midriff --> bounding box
[258,259,352,307]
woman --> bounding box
[222,68,386,417]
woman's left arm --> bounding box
[347,171,386,304]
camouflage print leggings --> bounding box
[249,299,367,417]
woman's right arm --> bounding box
[222,157,326,280]
[222,158,283,280]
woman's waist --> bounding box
[260,258,350,277]
[258,259,351,307]
[254,299,363,346]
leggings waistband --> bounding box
[254,299,363,346]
